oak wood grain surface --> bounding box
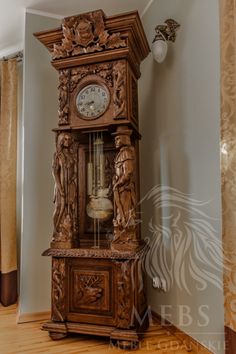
[0,304,205,354]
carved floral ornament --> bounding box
[53,10,127,59]
[70,63,114,92]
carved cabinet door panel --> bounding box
[66,258,116,326]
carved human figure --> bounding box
[52,132,77,242]
[112,126,136,229]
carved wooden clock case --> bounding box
[35,9,150,349]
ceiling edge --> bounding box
[141,0,154,18]
[26,8,63,20]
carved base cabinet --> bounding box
[43,248,149,347]
[35,9,150,349]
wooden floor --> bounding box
[0,305,197,354]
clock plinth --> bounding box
[35,9,150,349]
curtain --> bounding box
[220,0,236,352]
[0,59,18,306]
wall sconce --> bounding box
[152,19,180,63]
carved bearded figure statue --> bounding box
[52,132,77,243]
[112,126,136,232]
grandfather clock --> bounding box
[35,9,150,349]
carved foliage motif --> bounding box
[116,261,132,328]
[134,256,147,315]
[70,63,114,93]
[75,274,104,306]
[131,77,138,121]
[53,10,126,59]
[113,61,126,118]
[52,132,78,244]
[52,258,66,321]
[58,69,70,125]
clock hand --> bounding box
[86,100,95,106]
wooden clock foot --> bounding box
[49,332,67,340]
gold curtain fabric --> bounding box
[220,0,236,337]
[0,59,18,306]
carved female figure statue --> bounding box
[112,126,136,232]
[52,132,77,244]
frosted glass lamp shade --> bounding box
[152,39,168,63]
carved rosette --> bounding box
[52,132,78,248]
[53,10,127,59]
[113,61,126,118]
[70,62,114,92]
[116,260,132,329]
[52,258,66,321]
[58,69,70,125]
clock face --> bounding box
[76,84,110,119]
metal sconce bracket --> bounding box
[153,19,180,43]
[152,19,180,63]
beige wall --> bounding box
[139,0,224,353]
[19,13,60,315]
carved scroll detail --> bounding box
[75,274,104,306]
[52,258,66,321]
[52,132,78,245]
[58,69,70,125]
[113,62,126,118]
[70,63,113,92]
[53,10,126,59]
[116,260,132,329]
[111,126,137,250]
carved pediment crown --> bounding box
[53,10,126,59]
[34,10,150,74]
